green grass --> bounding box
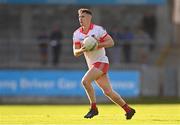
[0,104,180,125]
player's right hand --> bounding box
[80,45,87,52]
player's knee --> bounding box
[81,78,89,87]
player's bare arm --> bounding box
[73,44,86,57]
[97,35,114,49]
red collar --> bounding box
[79,23,94,35]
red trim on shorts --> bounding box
[93,62,109,74]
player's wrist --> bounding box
[96,42,100,49]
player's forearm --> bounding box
[73,48,85,57]
[97,39,114,48]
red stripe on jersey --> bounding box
[99,33,108,43]
[74,41,81,46]
[79,23,94,35]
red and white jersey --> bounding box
[73,24,109,67]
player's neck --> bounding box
[82,23,91,33]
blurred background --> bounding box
[0,0,179,104]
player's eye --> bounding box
[79,16,85,18]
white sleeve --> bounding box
[73,32,77,42]
[73,32,81,45]
[98,26,107,38]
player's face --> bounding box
[78,12,91,27]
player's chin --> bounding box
[80,22,83,26]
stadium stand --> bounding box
[0,5,173,69]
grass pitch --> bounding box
[0,104,180,125]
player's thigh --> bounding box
[82,67,104,83]
[95,74,112,91]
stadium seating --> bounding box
[0,5,174,69]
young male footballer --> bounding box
[72,8,135,120]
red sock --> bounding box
[122,104,131,113]
[91,103,97,109]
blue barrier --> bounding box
[0,0,166,5]
[0,70,140,97]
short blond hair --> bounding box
[78,8,92,15]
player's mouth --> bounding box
[80,22,84,26]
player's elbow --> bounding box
[109,40,114,47]
[111,41,115,47]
